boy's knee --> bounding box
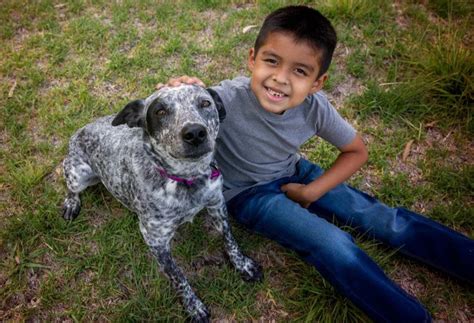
[323,229,358,261]
[304,226,358,261]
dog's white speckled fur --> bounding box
[62,85,262,322]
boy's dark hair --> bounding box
[254,6,337,78]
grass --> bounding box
[1,0,473,321]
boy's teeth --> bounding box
[268,88,285,97]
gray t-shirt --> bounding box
[212,76,356,201]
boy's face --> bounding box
[248,32,327,114]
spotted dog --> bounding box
[62,85,263,322]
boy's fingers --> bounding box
[169,76,189,86]
[167,78,183,86]
[176,76,205,87]
[188,77,206,87]
[171,76,206,87]
[156,76,206,89]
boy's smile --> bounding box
[248,31,327,114]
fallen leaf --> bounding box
[402,139,414,161]
[242,25,258,33]
[8,80,17,98]
[55,165,62,177]
[441,132,451,143]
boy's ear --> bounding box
[112,99,146,127]
[309,73,328,94]
[247,48,256,71]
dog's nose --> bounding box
[181,124,207,146]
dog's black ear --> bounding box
[207,88,226,122]
[112,99,145,127]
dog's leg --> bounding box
[62,154,99,220]
[140,222,210,322]
[207,203,263,282]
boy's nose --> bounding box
[272,69,289,85]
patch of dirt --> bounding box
[193,54,214,73]
[424,127,473,167]
[326,73,365,111]
[354,115,473,214]
[391,260,474,322]
[254,288,289,322]
[0,266,49,321]
[190,253,225,272]
[390,126,472,212]
[27,114,62,150]
[253,245,288,271]
[392,1,410,29]
[326,43,365,110]
[9,27,31,52]
[251,244,292,321]
[43,162,64,187]
[391,264,427,298]
[356,165,383,196]
[391,154,426,185]
[89,80,130,102]
[0,158,13,224]
[195,10,221,49]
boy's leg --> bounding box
[227,180,431,322]
[298,158,474,283]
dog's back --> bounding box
[66,115,156,212]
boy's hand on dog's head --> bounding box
[156,75,206,90]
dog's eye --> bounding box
[199,100,211,108]
[155,109,167,116]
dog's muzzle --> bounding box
[181,124,208,147]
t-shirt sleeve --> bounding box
[209,77,249,108]
[314,93,356,148]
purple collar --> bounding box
[157,165,221,186]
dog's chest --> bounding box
[148,178,219,223]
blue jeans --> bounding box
[227,158,474,322]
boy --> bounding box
[159,6,473,322]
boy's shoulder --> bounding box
[214,76,251,92]
[210,76,252,106]
[310,89,330,105]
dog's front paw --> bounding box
[189,310,210,323]
[185,296,210,323]
[239,256,264,283]
[62,196,81,220]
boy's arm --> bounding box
[281,134,368,208]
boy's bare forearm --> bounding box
[306,138,368,200]
[281,134,368,207]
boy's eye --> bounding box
[295,68,308,76]
[199,100,211,108]
[263,58,278,65]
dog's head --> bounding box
[112,85,225,162]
